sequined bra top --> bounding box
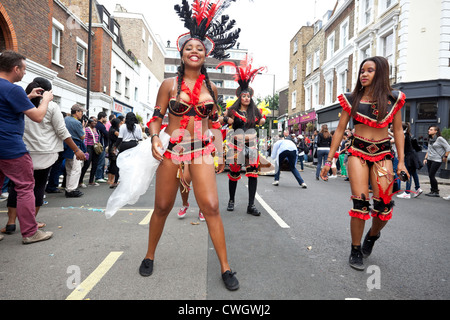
[168,97,215,118]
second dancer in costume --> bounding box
[217,56,266,216]
[320,56,408,270]
[141,0,241,291]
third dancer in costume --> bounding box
[217,55,266,216]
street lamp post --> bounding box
[86,0,93,117]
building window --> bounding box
[325,78,333,105]
[293,38,298,54]
[76,46,85,76]
[148,37,153,60]
[327,33,335,59]
[381,32,394,77]
[224,80,239,89]
[305,86,312,110]
[417,102,438,120]
[115,70,122,93]
[313,49,320,70]
[165,65,178,73]
[147,76,151,102]
[360,44,371,61]
[312,81,319,107]
[125,77,130,98]
[212,80,223,88]
[340,20,349,48]
[306,56,312,76]
[223,65,236,74]
[52,26,62,64]
[362,0,373,27]
[338,71,347,95]
[134,87,139,102]
[292,65,297,82]
[291,90,297,110]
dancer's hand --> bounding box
[151,136,164,161]
[320,165,330,181]
[216,163,225,174]
[397,161,410,180]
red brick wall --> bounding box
[91,26,112,94]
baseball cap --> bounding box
[71,104,86,112]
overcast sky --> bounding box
[99,0,337,98]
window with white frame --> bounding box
[361,0,373,27]
[52,19,64,65]
[212,80,223,88]
[338,71,347,95]
[325,77,333,105]
[327,33,335,59]
[292,65,297,82]
[381,32,394,77]
[76,37,87,76]
[125,77,130,98]
[134,87,139,102]
[293,38,298,54]
[312,81,319,107]
[306,56,312,76]
[223,65,236,74]
[340,19,349,48]
[115,70,122,93]
[313,49,320,70]
[148,37,153,60]
[291,90,297,110]
[360,44,371,61]
[165,65,178,73]
[305,85,312,110]
[224,80,239,89]
[76,45,85,76]
[379,0,396,14]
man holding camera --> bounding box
[63,104,86,197]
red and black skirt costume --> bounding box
[149,75,219,191]
[338,90,406,221]
[226,109,261,181]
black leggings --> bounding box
[8,167,51,208]
[229,176,257,206]
[426,159,442,193]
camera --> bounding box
[81,114,89,123]
[399,171,408,182]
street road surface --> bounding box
[0,166,449,303]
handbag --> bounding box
[88,127,104,155]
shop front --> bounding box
[113,98,133,117]
[288,111,317,135]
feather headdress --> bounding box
[174,0,241,60]
[216,54,266,96]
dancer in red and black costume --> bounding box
[217,55,266,216]
[320,56,408,270]
[140,0,241,291]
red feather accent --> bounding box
[192,0,211,26]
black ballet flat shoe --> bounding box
[246,204,261,216]
[1,224,16,235]
[222,270,239,291]
[227,200,234,211]
[139,258,153,277]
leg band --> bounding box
[349,196,371,221]
[371,197,394,221]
